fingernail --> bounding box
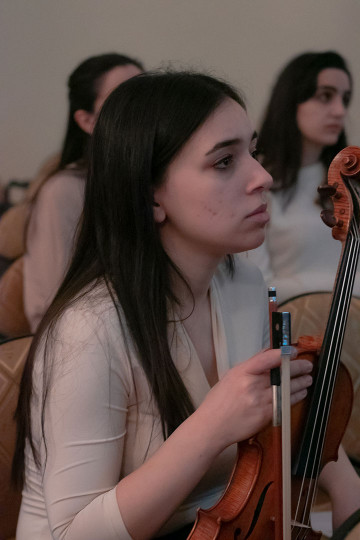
[290,346,298,359]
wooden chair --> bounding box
[0,257,31,339]
[0,335,32,540]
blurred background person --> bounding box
[249,51,356,305]
[23,52,143,333]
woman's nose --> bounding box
[332,95,347,118]
[249,160,273,193]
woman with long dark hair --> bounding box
[13,71,359,539]
[23,52,143,332]
[250,51,355,303]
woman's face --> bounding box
[296,68,351,156]
[153,98,272,263]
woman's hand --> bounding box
[117,348,312,539]
[194,348,313,453]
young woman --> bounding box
[13,71,359,539]
[24,52,143,332]
[249,51,357,304]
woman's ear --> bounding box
[152,199,166,224]
[73,109,96,135]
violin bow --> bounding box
[269,288,292,540]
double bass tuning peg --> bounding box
[321,209,344,229]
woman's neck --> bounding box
[171,260,216,319]
[301,140,323,167]
[161,231,221,310]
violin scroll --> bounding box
[340,152,360,179]
[318,146,360,242]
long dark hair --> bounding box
[13,71,244,488]
[257,51,352,200]
[59,52,144,170]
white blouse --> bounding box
[17,257,269,540]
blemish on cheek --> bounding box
[203,205,218,217]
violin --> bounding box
[187,146,360,539]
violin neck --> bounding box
[293,218,360,478]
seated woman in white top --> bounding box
[12,71,360,539]
[24,53,143,332]
[249,51,356,304]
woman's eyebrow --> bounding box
[205,138,241,156]
[205,131,257,156]
[316,85,350,94]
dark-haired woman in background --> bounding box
[249,51,357,304]
[13,71,360,539]
[24,52,143,332]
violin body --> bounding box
[188,348,353,539]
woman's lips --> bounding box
[246,203,270,223]
[326,123,343,132]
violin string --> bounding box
[292,234,352,530]
[292,476,316,539]
[309,226,359,516]
[292,217,360,537]
[294,180,360,537]
[296,231,359,539]
[307,231,359,514]
[308,229,358,490]
[293,520,306,539]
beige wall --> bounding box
[1,0,359,184]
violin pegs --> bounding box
[321,209,343,229]
[321,210,336,228]
[318,184,337,198]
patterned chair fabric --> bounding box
[0,257,31,338]
[0,335,32,539]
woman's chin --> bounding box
[245,232,266,252]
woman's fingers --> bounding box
[243,349,313,380]
[243,348,282,375]
[289,359,313,403]
[290,388,309,405]
[290,373,313,395]
[290,358,313,377]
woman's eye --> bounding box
[316,91,333,103]
[214,155,233,170]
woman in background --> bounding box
[249,51,355,304]
[13,71,360,539]
[24,52,143,332]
